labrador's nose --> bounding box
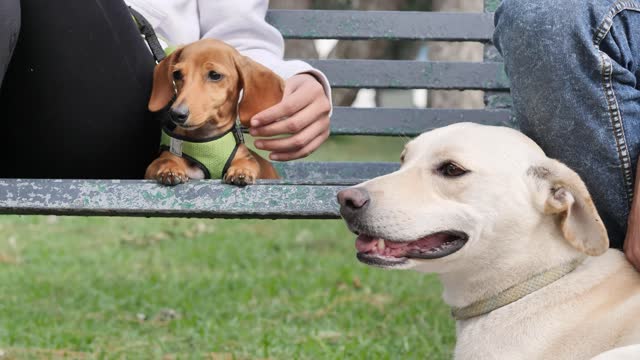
[170,104,189,125]
[337,187,370,216]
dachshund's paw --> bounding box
[224,167,257,186]
[156,167,189,186]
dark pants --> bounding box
[0,0,159,179]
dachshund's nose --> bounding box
[337,187,370,216]
[170,104,189,125]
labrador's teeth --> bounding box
[378,239,385,251]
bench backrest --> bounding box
[267,2,511,136]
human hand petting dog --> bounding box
[249,73,331,161]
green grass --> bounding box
[0,137,455,359]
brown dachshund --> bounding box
[145,39,281,186]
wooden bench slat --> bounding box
[305,60,509,90]
[0,180,348,219]
[274,162,398,182]
[327,107,513,136]
[266,10,494,41]
[0,164,402,217]
[242,108,513,136]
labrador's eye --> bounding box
[400,147,409,164]
[172,70,183,81]
[437,162,468,178]
[208,71,223,81]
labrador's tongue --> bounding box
[407,233,452,250]
[355,233,453,255]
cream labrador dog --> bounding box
[337,123,640,360]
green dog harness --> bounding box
[159,127,242,179]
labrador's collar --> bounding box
[451,256,587,321]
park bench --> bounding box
[0,1,511,219]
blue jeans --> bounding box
[494,0,640,249]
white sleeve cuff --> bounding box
[296,67,333,117]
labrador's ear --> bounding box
[529,160,609,256]
[148,48,183,112]
[234,55,284,126]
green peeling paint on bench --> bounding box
[0,180,346,219]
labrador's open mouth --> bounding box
[355,231,468,266]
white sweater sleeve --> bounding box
[197,0,332,108]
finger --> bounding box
[270,130,330,161]
[255,116,328,153]
[250,87,313,127]
[250,99,328,137]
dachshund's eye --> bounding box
[437,161,468,178]
[208,71,223,81]
[172,70,183,81]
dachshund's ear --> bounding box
[234,55,284,126]
[148,48,183,112]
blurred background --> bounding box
[271,0,484,110]
[0,1,487,359]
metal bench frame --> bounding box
[0,0,510,219]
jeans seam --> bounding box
[593,0,640,206]
[599,51,633,205]
[593,0,640,45]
